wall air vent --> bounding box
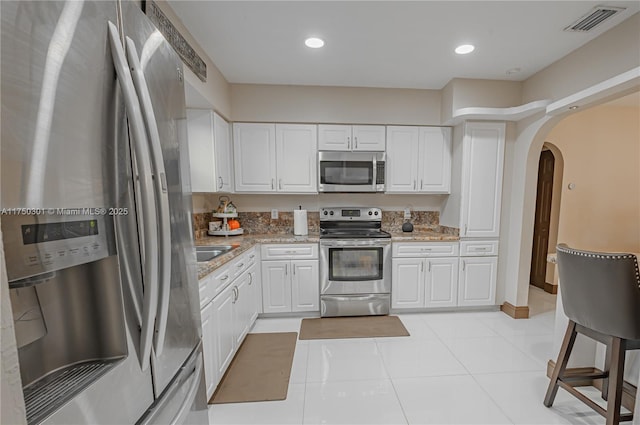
[564,6,626,32]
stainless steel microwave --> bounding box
[318,151,385,192]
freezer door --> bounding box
[137,343,208,425]
[119,1,201,397]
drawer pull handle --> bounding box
[249,254,255,259]
[237,263,245,268]
[221,275,229,281]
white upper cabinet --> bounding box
[186,109,233,193]
[318,124,385,151]
[418,127,451,193]
[233,123,277,192]
[460,122,505,238]
[386,126,451,193]
[276,124,317,193]
[386,126,419,192]
[234,123,317,193]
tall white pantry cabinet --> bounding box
[441,121,506,307]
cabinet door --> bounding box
[200,301,217,400]
[247,263,260,324]
[425,258,458,308]
[233,273,251,346]
[318,124,351,151]
[212,284,235,377]
[458,256,498,306]
[385,126,419,192]
[418,127,451,193]
[233,123,277,192]
[186,109,216,192]
[352,125,386,151]
[291,260,319,312]
[261,260,292,313]
[460,122,505,237]
[213,112,233,192]
[391,258,424,309]
[276,124,317,193]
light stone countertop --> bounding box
[195,233,319,279]
[195,231,459,280]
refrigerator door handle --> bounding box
[115,216,143,326]
[170,352,203,425]
[108,21,159,371]
[124,37,172,356]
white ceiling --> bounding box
[169,1,639,90]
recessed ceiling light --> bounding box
[305,37,325,49]
[455,44,475,55]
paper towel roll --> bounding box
[293,209,308,236]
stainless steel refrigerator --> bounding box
[1,0,208,423]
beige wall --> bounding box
[230,84,441,125]
[154,0,231,118]
[522,12,640,104]
[547,104,640,253]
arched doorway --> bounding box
[529,148,556,293]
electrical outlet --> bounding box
[404,207,411,219]
[271,209,278,219]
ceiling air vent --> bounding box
[564,6,626,32]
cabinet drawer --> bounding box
[460,240,499,256]
[261,243,318,260]
[199,274,215,309]
[245,247,258,267]
[211,263,234,297]
[392,242,459,258]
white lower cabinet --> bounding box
[392,257,459,309]
[199,247,260,400]
[458,256,498,306]
[261,244,319,314]
[200,299,217,399]
[391,242,459,310]
[291,260,320,311]
[212,282,235,380]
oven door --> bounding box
[320,239,391,295]
[318,151,385,192]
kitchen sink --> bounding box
[195,245,236,262]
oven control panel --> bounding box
[320,207,382,221]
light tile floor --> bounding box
[209,286,612,424]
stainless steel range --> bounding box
[319,207,392,317]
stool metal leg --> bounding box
[544,320,578,407]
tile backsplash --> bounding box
[193,210,457,239]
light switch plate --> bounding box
[271,209,278,219]
[404,207,411,219]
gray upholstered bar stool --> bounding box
[544,244,640,425]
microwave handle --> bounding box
[372,154,377,191]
